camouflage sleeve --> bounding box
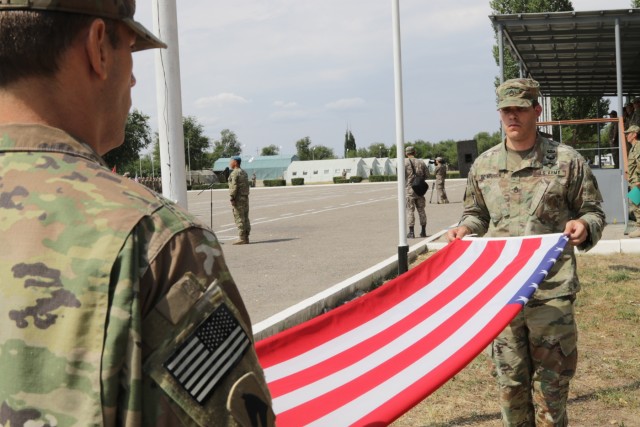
[458,165,490,235]
[566,156,606,251]
[102,212,273,427]
[228,171,237,198]
[629,146,640,186]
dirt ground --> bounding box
[391,253,640,427]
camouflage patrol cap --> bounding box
[405,146,415,155]
[496,78,540,109]
[0,0,166,51]
[625,125,640,134]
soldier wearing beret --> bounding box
[0,2,274,426]
[228,156,251,245]
[625,125,640,238]
[447,78,605,426]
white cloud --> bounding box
[325,98,367,111]
[195,93,250,109]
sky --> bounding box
[130,0,632,158]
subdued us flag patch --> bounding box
[164,303,251,405]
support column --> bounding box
[615,17,628,227]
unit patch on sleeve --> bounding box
[164,303,251,405]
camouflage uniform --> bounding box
[405,157,428,228]
[626,128,640,225]
[228,167,251,242]
[434,162,449,203]
[459,132,605,426]
[0,125,274,427]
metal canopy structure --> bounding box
[490,8,640,97]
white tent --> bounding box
[377,157,395,175]
[286,158,368,183]
[362,158,383,176]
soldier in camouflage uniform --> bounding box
[625,125,640,238]
[629,97,640,129]
[0,2,274,426]
[434,157,449,204]
[447,78,605,427]
[228,156,251,245]
[405,146,429,238]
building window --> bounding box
[313,170,318,174]
[303,171,307,175]
[292,171,297,176]
[324,169,329,174]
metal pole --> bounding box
[614,18,628,227]
[391,0,408,274]
[498,24,505,141]
[187,138,192,187]
[153,0,188,208]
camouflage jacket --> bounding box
[0,125,273,427]
[459,135,605,300]
[404,158,429,198]
[434,164,446,184]
[228,168,250,199]
[628,141,640,187]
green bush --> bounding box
[291,177,305,186]
[349,176,363,183]
[447,171,461,179]
[369,175,386,182]
[190,183,228,190]
[387,175,398,181]
[263,179,286,187]
[333,178,349,184]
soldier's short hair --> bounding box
[0,11,119,86]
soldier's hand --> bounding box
[446,225,471,242]
[563,219,589,246]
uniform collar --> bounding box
[0,124,107,166]
[498,134,549,172]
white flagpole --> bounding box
[153,0,187,208]
[391,0,408,274]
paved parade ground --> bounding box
[187,180,467,323]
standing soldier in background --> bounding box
[229,156,252,245]
[434,157,450,204]
[447,78,605,426]
[630,97,640,128]
[405,146,428,238]
[625,125,640,238]
[0,2,274,426]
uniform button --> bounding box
[513,187,519,193]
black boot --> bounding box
[420,226,427,238]
[407,226,415,239]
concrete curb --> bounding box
[252,233,640,340]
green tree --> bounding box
[212,129,242,164]
[344,130,356,157]
[183,116,211,171]
[475,131,502,154]
[490,0,608,142]
[369,142,389,158]
[356,147,370,158]
[312,145,336,160]
[296,137,312,160]
[261,144,280,156]
[633,0,640,7]
[103,109,153,174]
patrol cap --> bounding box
[436,156,443,162]
[625,125,640,134]
[405,146,415,155]
[496,78,540,109]
[0,0,167,52]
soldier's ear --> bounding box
[85,19,110,81]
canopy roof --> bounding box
[490,9,640,96]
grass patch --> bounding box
[391,254,640,427]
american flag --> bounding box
[255,233,568,426]
[165,303,250,405]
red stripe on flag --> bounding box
[273,239,541,425]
